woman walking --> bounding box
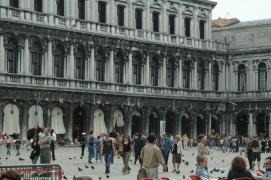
[31,137,40,164]
[121,134,132,174]
[172,135,183,174]
[5,135,11,156]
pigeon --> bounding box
[191,170,194,173]
[19,157,24,161]
[185,162,189,166]
[192,153,194,156]
[210,171,213,174]
[85,165,89,168]
[5,157,8,160]
[68,157,72,160]
[106,175,110,178]
[211,157,213,160]
[221,170,225,173]
[183,175,186,179]
[80,156,83,159]
[222,159,225,163]
[91,166,95,169]
[99,177,102,180]
[64,176,68,180]
[78,167,83,171]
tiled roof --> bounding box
[212,18,240,28]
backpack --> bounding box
[251,140,259,148]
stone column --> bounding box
[0,35,5,73]
[69,44,75,78]
[176,111,182,135]
[145,53,150,85]
[128,52,133,84]
[142,108,150,136]
[207,11,212,40]
[268,69,271,90]
[162,5,167,33]
[178,58,183,88]
[193,8,199,38]
[86,0,91,21]
[208,114,212,135]
[192,115,197,138]
[67,104,74,141]
[109,49,114,82]
[90,0,96,22]
[269,112,271,138]
[105,106,114,133]
[125,108,132,137]
[48,0,54,25]
[193,60,198,89]
[21,103,28,139]
[89,47,95,80]
[208,62,212,90]
[42,0,47,13]
[220,63,225,91]
[0,105,3,132]
[64,0,70,17]
[24,38,30,75]
[248,112,254,137]
[160,111,166,136]
[162,56,167,87]
[47,40,53,76]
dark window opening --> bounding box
[238,64,247,91]
[135,8,143,29]
[75,48,85,80]
[133,53,142,85]
[212,63,219,91]
[258,63,267,91]
[198,62,205,90]
[183,61,191,89]
[167,59,175,87]
[54,45,65,78]
[98,1,106,23]
[78,0,85,20]
[57,0,64,16]
[185,17,191,37]
[150,57,159,86]
[115,52,124,83]
[31,41,43,76]
[6,38,19,74]
[9,0,18,8]
[152,11,159,32]
[34,0,42,12]
[199,20,205,39]
[169,14,175,35]
[117,5,125,26]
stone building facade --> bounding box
[0,0,268,140]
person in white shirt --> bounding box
[50,129,57,161]
[172,135,183,174]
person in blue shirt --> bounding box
[95,136,102,163]
[159,133,172,171]
[262,156,271,180]
[196,156,210,180]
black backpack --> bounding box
[251,140,259,148]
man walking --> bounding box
[101,134,115,174]
[141,134,166,180]
[39,128,52,164]
[50,129,56,161]
[88,131,95,163]
[159,133,172,172]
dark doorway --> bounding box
[256,113,268,137]
[211,115,220,134]
[132,112,141,135]
[165,111,175,135]
[149,111,159,136]
[236,113,248,136]
[181,114,191,137]
[197,115,206,136]
[73,106,85,141]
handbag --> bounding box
[30,150,36,160]
[137,147,147,180]
[137,166,147,180]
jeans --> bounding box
[134,152,142,165]
[161,150,170,166]
[122,152,131,173]
[81,145,85,156]
[88,144,95,161]
[104,154,112,173]
[32,155,39,164]
[16,149,20,156]
[95,149,100,161]
[6,147,10,155]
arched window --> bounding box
[258,62,267,91]
[115,51,124,83]
[96,47,106,81]
[183,60,191,89]
[9,0,19,8]
[57,0,64,16]
[150,55,160,86]
[54,44,65,78]
[78,0,85,19]
[6,37,20,74]
[133,52,143,85]
[166,58,175,87]
[198,61,206,90]
[212,63,219,91]
[75,46,85,80]
[34,0,42,12]
[31,41,43,76]
[238,64,247,91]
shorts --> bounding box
[172,153,181,163]
[252,152,261,161]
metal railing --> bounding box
[0,164,64,180]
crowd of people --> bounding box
[1,128,271,180]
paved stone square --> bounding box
[0,145,270,180]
